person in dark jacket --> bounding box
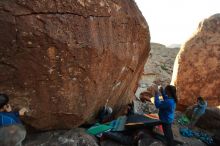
[190,96,207,128]
[0,93,28,146]
[154,85,177,146]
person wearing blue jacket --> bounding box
[190,96,207,128]
[0,93,28,146]
[154,85,177,146]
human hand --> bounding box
[19,107,29,116]
[4,104,12,112]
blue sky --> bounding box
[135,0,220,46]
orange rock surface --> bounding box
[172,14,220,108]
[0,0,150,130]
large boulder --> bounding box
[0,0,150,130]
[171,14,220,107]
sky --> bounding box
[135,0,220,46]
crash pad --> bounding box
[125,114,162,129]
[109,116,127,132]
[87,123,112,135]
[144,114,159,120]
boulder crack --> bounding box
[14,12,110,19]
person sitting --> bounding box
[0,93,28,146]
[153,85,178,146]
[189,96,207,128]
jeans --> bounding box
[162,123,174,146]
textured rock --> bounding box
[133,100,158,114]
[24,128,99,146]
[0,0,150,130]
[171,14,220,107]
[135,43,179,98]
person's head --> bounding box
[197,96,204,103]
[0,93,9,109]
[165,85,178,103]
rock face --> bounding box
[24,128,99,146]
[171,14,220,107]
[135,43,179,98]
[0,0,150,130]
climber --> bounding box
[153,85,178,146]
[189,96,207,128]
[0,93,28,146]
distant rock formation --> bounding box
[0,0,150,130]
[167,44,181,49]
[135,43,179,98]
[171,14,220,108]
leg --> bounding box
[190,113,200,128]
[162,123,174,146]
[15,125,26,146]
[189,112,196,128]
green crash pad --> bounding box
[87,123,112,135]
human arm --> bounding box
[198,100,207,108]
[155,96,170,109]
[154,92,160,108]
[153,85,160,108]
[19,107,28,116]
[160,87,168,100]
[192,104,198,110]
[154,85,170,109]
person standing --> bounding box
[153,85,178,146]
